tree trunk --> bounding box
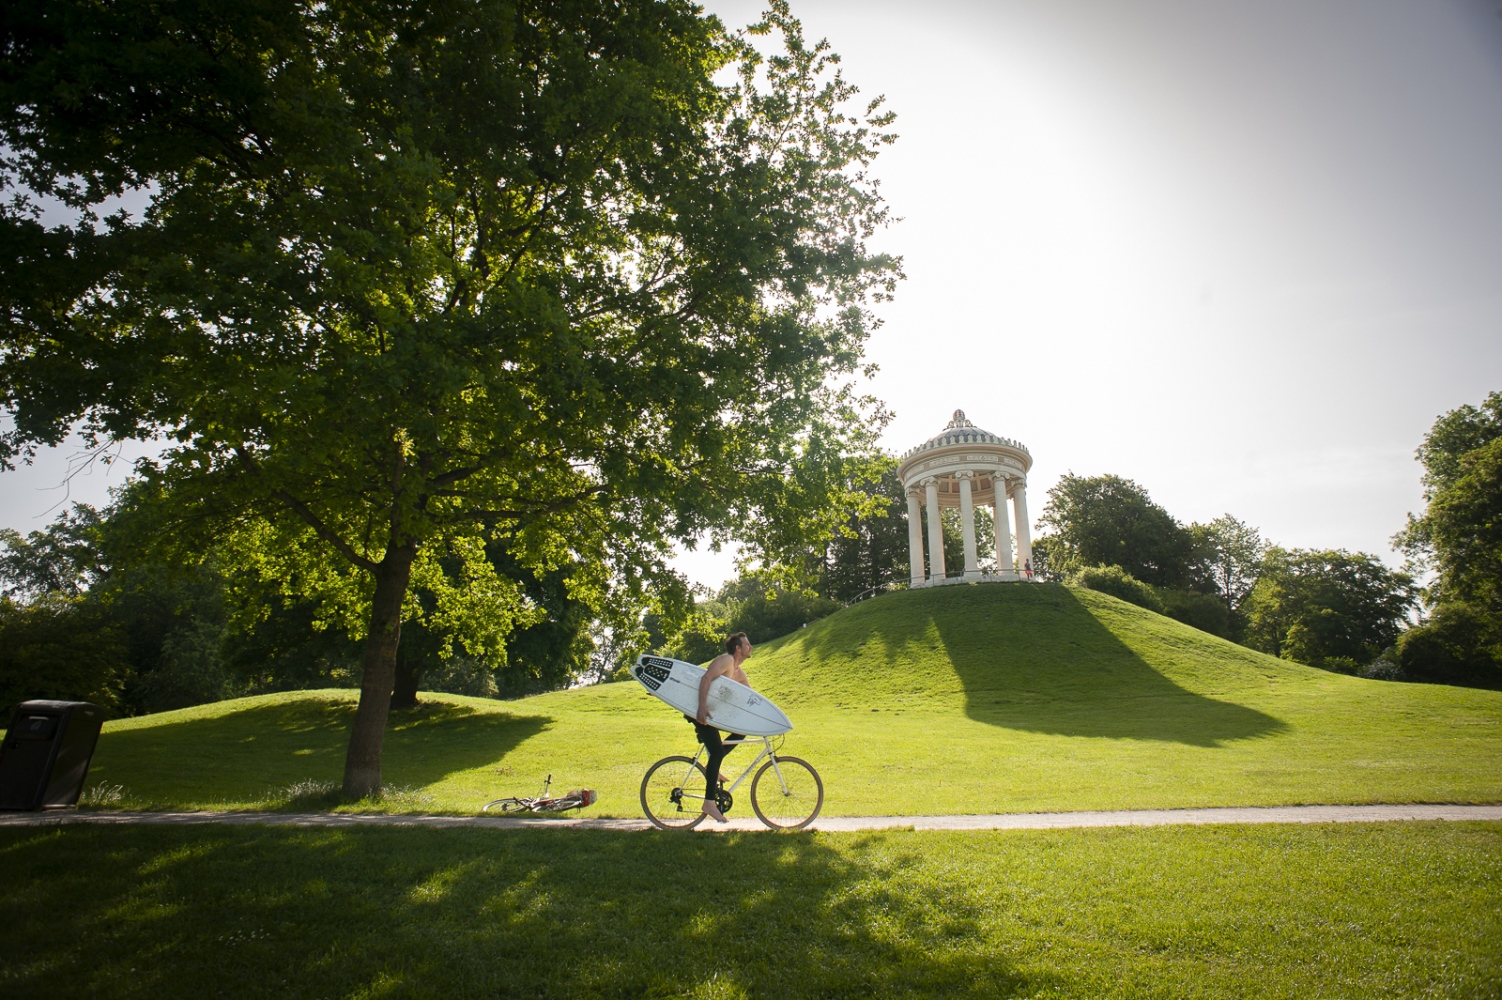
[390,646,420,711]
[342,542,417,799]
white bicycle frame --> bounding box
[679,735,790,801]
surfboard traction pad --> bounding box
[636,657,671,691]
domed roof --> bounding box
[899,410,1030,461]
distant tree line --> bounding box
[6,389,1495,716]
[0,497,604,717]
[1028,473,1420,677]
[692,389,1500,690]
[1026,390,1501,690]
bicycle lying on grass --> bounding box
[483,774,597,814]
[640,735,822,830]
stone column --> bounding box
[923,477,946,583]
[992,473,1014,576]
[1013,480,1033,578]
[958,472,980,581]
[906,487,926,588]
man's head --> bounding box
[725,632,750,658]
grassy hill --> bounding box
[80,582,1502,815]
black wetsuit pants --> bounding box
[689,717,745,804]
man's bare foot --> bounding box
[702,802,728,823]
[718,773,729,784]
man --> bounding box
[692,631,753,823]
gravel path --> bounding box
[2,803,1499,833]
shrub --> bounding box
[1396,603,1501,689]
[1361,648,1404,681]
[423,654,501,698]
[132,617,240,714]
[0,597,128,713]
[1072,565,1164,614]
[1157,588,1233,638]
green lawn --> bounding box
[2,822,1498,998]
[77,584,1502,816]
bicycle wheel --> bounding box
[750,755,823,830]
[483,798,525,812]
[640,755,710,830]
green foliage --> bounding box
[0,503,240,715]
[131,614,238,713]
[1397,603,1502,690]
[0,505,103,600]
[1039,473,1196,587]
[1412,390,1502,498]
[1158,587,1234,639]
[1243,548,1416,671]
[809,461,910,601]
[1427,437,1502,612]
[1388,391,1502,690]
[221,593,361,694]
[0,596,126,712]
[102,560,242,715]
[1028,534,1076,582]
[664,573,840,663]
[1190,514,1266,616]
[1394,390,1502,594]
[1,0,900,792]
[939,504,996,579]
[0,502,610,715]
[1071,564,1164,613]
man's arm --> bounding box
[697,654,732,725]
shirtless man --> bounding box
[692,631,753,823]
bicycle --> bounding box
[639,735,823,831]
[483,773,597,813]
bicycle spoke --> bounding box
[750,756,823,830]
[640,755,710,830]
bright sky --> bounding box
[5,0,1501,594]
[674,0,1502,588]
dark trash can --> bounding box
[0,701,106,810]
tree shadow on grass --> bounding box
[0,824,1057,999]
[802,584,1285,748]
[89,695,551,806]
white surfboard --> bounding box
[631,654,793,737]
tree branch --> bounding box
[234,447,379,572]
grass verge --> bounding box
[2,821,1498,998]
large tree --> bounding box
[1,0,898,795]
[1036,473,1195,588]
[1191,514,1266,616]
[1390,391,1502,687]
[1426,438,1502,613]
[812,460,908,602]
[1395,391,1502,609]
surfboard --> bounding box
[630,654,793,737]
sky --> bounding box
[673,0,1502,587]
[5,0,1501,592]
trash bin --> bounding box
[0,701,106,810]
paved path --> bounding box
[2,803,1499,833]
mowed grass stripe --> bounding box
[77,584,1502,815]
[2,822,1498,999]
